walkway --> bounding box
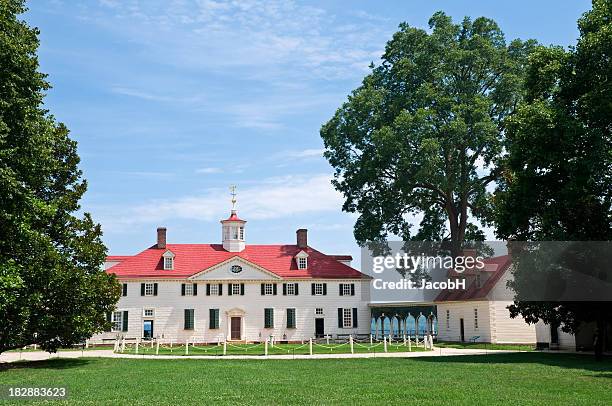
[0,347,521,363]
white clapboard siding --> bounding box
[91,279,370,343]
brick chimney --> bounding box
[157,227,167,249]
[296,229,308,249]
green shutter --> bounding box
[352,308,358,328]
[181,284,186,296]
[206,283,210,296]
[122,311,129,332]
[193,284,198,296]
[264,308,274,328]
[287,308,296,329]
[228,283,233,296]
[240,283,245,295]
[338,308,343,328]
[208,308,219,329]
[184,309,194,330]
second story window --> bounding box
[314,283,324,296]
[144,283,154,296]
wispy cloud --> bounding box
[89,0,389,80]
[195,167,222,174]
[97,173,342,230]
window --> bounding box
[144,283,155,296]
[232,283,241,295]
[476,273,481,288]
[314,283,324,295]
[286,283,296,296]
[232,227,239,239]
[184,309,194,330]
[264,283,273,295]
[264,308,274,328]
[143,309,154,317]
[184,284,193,296]
[315,308,324,315]
[446,310,450,329]
[286,308,296,329]
[209,308,220,329]
[342,308,352,328]
[239,226,244,240]
[474,309,479,329]
[340,283,353,296]
[164,257,174,271]
[228,283,244,296]
[209,284,219,296]
[111,311,123,332]
[298,257,307,269]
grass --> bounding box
[117,341,429,356]
[435,341,535,351]
[0,353,610,405]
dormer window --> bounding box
[162,250,175,270]
[295,250,309,270]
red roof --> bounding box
[330,255,353,261]
[435,255,511,302]
[222,211,246,222]
[105,244,367,279]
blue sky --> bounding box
[25,0,591,261]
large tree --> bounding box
[321,12,534,255]
[495,0,612,359]
[0,0,119,353]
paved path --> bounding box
[0,347,522,363]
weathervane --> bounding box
[229,185,237,210]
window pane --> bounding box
[343,308,352,328]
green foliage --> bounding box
[321,11,534,255]
[0,0,120,353]
[494,0,612,358]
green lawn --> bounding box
[0,353,610,405]
[435,341,535,351]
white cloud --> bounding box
[285,148,325,159]
[98,173,343,230]
[90,0,390,80]
[195,167,222,174]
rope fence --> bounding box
[112,334,435,357]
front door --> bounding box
[143,320,154,339]
[315,318,325,337]
[231,317,241,340]
[460,318,465,342]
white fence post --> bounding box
[309,338,313,355]
[185,338,189,355]
[264,339,268,356]
[349,335,354,354]
[135,338,139,354]
[370,334,373,345]
[383,336,388,353]
[121,337,126,353]
[403,335,407,346]
[223,340,227,356]
[156,340,160,355]
[408,335,412,352]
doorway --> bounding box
[315,318,325,337]
[143,320,154,339]
[231,317,241,340]
[460,318,465,342]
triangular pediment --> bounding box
[188,257,281,281]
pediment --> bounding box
[188,257,281,281]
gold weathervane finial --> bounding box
[229,185,237,210]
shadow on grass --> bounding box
[409,352,612,373]
[0,358,91,372]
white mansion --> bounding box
[93,209,371,343]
